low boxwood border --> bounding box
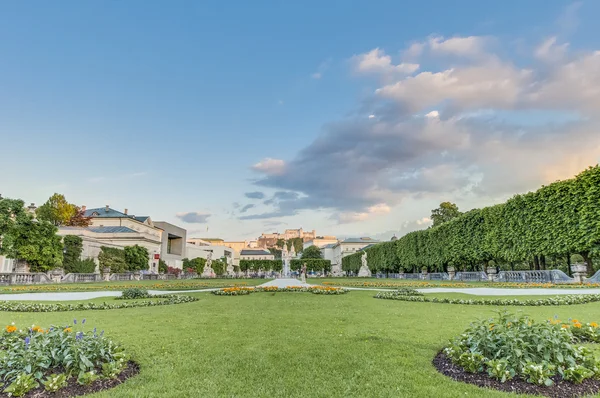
[213,286,348,296]
[0,295,198,312]
[374,291,600,306]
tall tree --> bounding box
[301,245,323,259]
[63,235,83,272]
[36,193,77,226]
[431,202,462,227]
[124,245,150,271]
[66,206,92,227]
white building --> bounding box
[240,249,275,260]
[186,243,238,267]
[330,237,380,273]
[303,236,338,250]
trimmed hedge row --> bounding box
[290,259,331,272]
[239,259,282,272]
[343,165,600,273]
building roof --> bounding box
[321,243,337,249]
[341,237,380,244]
[84,207,150,222]
[358,244,376,251]
[88,226,137,233]
[240,249,273,256]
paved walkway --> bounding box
[1,283,600,301]
[259,278,312,288]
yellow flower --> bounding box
[590,322,598,328]
[5,325,17,333]
[572,319,580,324]
[574,322,582,328]
[64,327,72,333]
[562,324,570,329]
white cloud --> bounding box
[428,36,488,57]
[535,36,569,61]
[425,110,439,119]
[353,48,419,75]
[368,114,376,119]
[252,158,287,176]
[335,203,391,224]
[416,217,432,225]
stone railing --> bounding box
[109,273,137,282]
[61,273,102,283]
[496,270,574,284]
[455,271,488,282]
[0,273,53,285]
[142,274,160,281]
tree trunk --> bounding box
[533,255,540,270]
[581,251,594,276]
[566,253,572,276]
[540,255,546,270]
[510,262,515,271]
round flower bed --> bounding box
[375,290,600,306]
[0,295,198,313]
[435,311,600,397]
[212,286,348,296]
[0,320,138,397]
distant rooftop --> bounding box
[84,207,149,222]
[240,249,272,256]
[321,243,337,249]
[60,226,136,234]
[341,237,380,244]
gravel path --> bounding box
[1,282,600,301]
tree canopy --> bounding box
[431,202,462,227]
[301,245,322,259]
[36,193,91,227]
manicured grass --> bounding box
[5,290,600,397]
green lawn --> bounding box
[5,290,600,397]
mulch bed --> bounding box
[433,352,600,397]
[1,362,140,398]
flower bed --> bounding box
[212,286,348,296]
[2,281,249,293]
[435,311,600,397]
[486,282,600,289]
[0,295,198,312]
[374,291,600,306]
[1,320,138,397]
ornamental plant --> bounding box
[120,287,150,299]
[443,311,600,386]
[1,320,129,395]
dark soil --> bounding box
[433,352,600,397]
[1,361,140,398]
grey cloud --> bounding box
[239,204,255,213]
[238,210,297,220]
[175,212,211,224]
[244,192,265,200]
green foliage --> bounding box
[0,197,27,239]
[290,259,331,272]
[444,310,600,385]
[63,235,83,272]
[239,259,282,272]
[301,245,323,259]
[182,257,206,273]
[70,258,97,273]
[77,370,99,386]
[42,373,68,392]
[98,247,127,273]
[211,258,226,276]
[158,259,168,273]
[269,248,282,259]
[276,239,285,249]
[3,373,38,397]
[36,193,77,226]
[563,364,595,384]
[348,165,600,274]
[123,245,149,271]
[286,237,303,253]
[121,288,150,299]
[431,202,462,227]
[1,216,63,272]
[0,321,127,391]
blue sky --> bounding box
[1,1,599,240]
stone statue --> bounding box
[300,263,307,283]
[358,251,371,277]
[226,256,235,277]
[202,252,215,278]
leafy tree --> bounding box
[290,259,331,272]
[98,246,127,273]
[158,259,168,273]
[276,239,285,249]
[1,217,63,272]
[269,248,282,259]
[63,235,83,272]
[286,237,303,253]
[212,258,226,276]
[183,257,206,273]
[301,245,322,259]
[66,206,92,227]
[0,197,28,238]
[70,258,96,273]
[36,193,77,226]
[124,245,149,271]
[431,202,462,227]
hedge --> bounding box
[290,259,331,272]
[343,165,600,274]
[239,259,282,272]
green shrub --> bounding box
[42,373,68,392]
[443,311,600,385]
[394,287,423,296]
[3,373,38,397]
[120,288,150,300]
[70,258,96,273]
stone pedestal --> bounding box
[202,266,215,278]
[486,267,497,282]
[133,272,142,281]
[330,265,344,277]
[447,267,455,281]
[358,265,371,277]
[421,268,428,280]
[300,272,306,283]
[398,270,405,279]
[571,263,587,284]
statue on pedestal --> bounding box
[301,263,307,283]
[226,256,235,277]
[358,251,372,277]
[202,252,216,278]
